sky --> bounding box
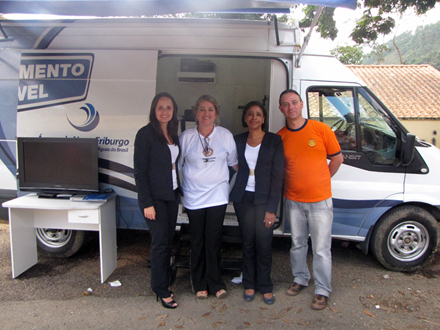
[304,3,440,53]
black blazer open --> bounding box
[230,131,284,214]
[134,123,182,211]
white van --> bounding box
[0,18,439,272]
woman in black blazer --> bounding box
[134,92,182,309]
[230,101,284,305]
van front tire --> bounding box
[36,229,88,258]
[370,206,439,272]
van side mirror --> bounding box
[402,133,416,166]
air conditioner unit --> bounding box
[177,71,216,83]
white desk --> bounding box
[2,194,117,283]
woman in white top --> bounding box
[230,101,284,305]
[134,92,182,309]
[179,95,238,299]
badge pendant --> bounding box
[203,147,214,157]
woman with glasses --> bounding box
[134,92,182,309]
[230,101,284,305]
[179,95,238,299]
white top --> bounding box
[179,126,238,210]
[168,144,179,190]
[245,143,261,192]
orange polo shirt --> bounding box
[277,119,341,203]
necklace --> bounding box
[198,129,214,157]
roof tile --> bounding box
[346,64,440,119]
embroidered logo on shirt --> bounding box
[203,156,216,163]
[308,139,316,147]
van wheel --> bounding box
[370,206,439,272]
[36,229,88,258]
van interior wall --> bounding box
[156,56,271,135]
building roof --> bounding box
[347,64,440,120]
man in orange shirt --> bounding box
[277,89,343,310]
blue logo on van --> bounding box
[67,103,100,132]
[17,53,94,111]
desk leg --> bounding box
[99,200,117,283]
[9,208,38,278]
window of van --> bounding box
[308,88,356,152]
[358,89,399,165]
[307,87,400,166]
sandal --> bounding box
[156,295,178,309]
[196,290,208,299]
[215,289,227,299]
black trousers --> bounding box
[234,192,273,294]
[143,191,180,298]
[186,204,227,295]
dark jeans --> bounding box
[234,192,273,294]
[143,190,180,299]
[186,204,227,295]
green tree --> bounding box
[300,6,337,40]
[368,44,391,64]
[300,1,439,44]
[330,45,364,64]
[362,21,440,70]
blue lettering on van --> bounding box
[97,137,130,148]
[17,53,94,111]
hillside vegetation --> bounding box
[363,21,440,70]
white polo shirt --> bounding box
[179,126,238,210]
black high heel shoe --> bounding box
[156,295,178,309]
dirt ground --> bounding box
[0,220,440,329]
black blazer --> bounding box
[230,131,284,214]
[134,123,182,211]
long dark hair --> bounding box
[149,92,179,144]
[241,100,267,131]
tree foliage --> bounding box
[299,7,338,40]
[367,44,392,64]
[330,45,365,64]
[363,21,440,69]
[350,13,395,44]
[301,0,439,44]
